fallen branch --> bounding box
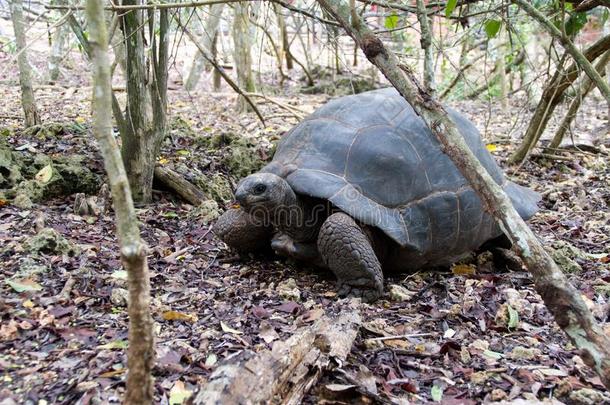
[244,92,307,118]
[317,0,610,390]
[154,165,207,206]
[193,301,361,404]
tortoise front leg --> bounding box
[213,208,273,253]
[271,233,325,268]
[317,213,384,302]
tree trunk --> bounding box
[84,1,155,404]
[416,0,435,95]
[211,34,222,91]
[119,3,169,203]
[548,50,610,149]
[509,34,610,164]
[317,0,610,390]
[513,0,610,102]
[48,23,67,82]
[605,20,610,123]
[184,4,224,92]
[466,49,525,99]
[522,30,544,106]
[275,5,293,70]
[10,0,41,128]
[232,3,256,112]
[497,26,509,110]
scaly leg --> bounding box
[317,213,383,302]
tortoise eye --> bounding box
[253,184,267,195]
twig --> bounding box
[368,333,434,341]
[244,92,307,118]
[176,18,266,126]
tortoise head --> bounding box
[235,173,293,220]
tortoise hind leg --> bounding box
[214,208,273,253]
[317,213,383,302]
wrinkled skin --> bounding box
[214,173,385,302]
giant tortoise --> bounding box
[214,88,540,302]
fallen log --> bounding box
[154,165,206,206]
[192,302,361,404]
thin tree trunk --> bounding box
[509,35,610,164]
[466,49,525,99]
[548,50,610,149]
[416,0,435,94]
[605,20,610,123]
[48,23,67,82]
[211,34,222,91]
[232,3,256,112]
[317,0,610,390]
[250,17,286,83]
[119,3,169,203]
[512,0,610,103]
[184,4,224,92]
[498,26,508,110]
[10,0,41,128]
[275,4,293,70]
[84,1,155,404]
[523,31,544,106]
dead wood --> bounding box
[317,0,610,390]
[154,165,207,206]
[192,302,361,404]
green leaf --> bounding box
[601,9,609,25]
[507,305,519,329]
[384,14,399,29]
[445,0,458,18]
[35,164,54,184]
[169,381,192,405]
[565,12,587,36]
[6,279,43,293]
[484,19,502,38]
[111,270,128,280]
[164,211,178,219]
[483,349,504,359]
[431,385,443,402]
[98,340,129,350]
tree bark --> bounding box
[466,49,525,99]
[10,0,41,128]
[84,1,155,404]
[497,25,509,110]
[119,3,169,203]
[154,165,207,206]
[48,23,67,82]
[416,0,435,95]
[184,4,224,92]
[512,0,610,103]
[275,4,293,70]
[509,34,610,164]
[317,0,610,390]
[548,50,610,149]
[193,305,361,404]
[232,3,256,112]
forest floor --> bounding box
[1,53,610,404]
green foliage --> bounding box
[384,14,399,29]
[484,19,502,38]
[445,0,458,18]
[564,12,588,36]
[601,8,610,25]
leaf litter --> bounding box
[0,61,609,405]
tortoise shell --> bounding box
[261,88,539,263]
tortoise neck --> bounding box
[275,185,322,242]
